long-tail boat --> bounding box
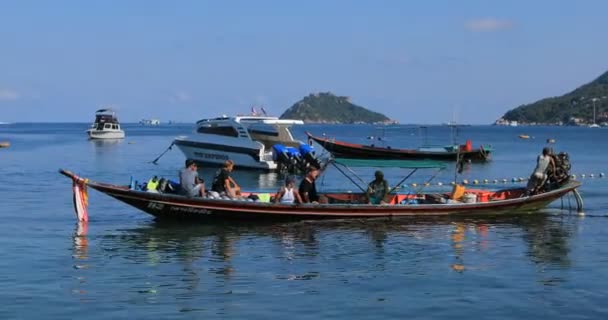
[59,158,582,222]
[306,132,491,162]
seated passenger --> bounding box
[299,167,320,203]
[179,159,205,197]
[366,170,389,204]
[211,160,241,199]
[274,176,303,204]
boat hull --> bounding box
[61,170,580,221]
[308,133,491,161]
[174,138,277,170]
[87,129,125,139]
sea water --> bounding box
[1,123,608,319]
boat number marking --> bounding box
[148,202,165,210]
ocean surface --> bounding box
[1,123,607,319]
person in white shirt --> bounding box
[274,176,303,204]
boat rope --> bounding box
[393,172,605,188]
[151,141,175,164]
[330,161,367,193]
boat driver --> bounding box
[525,147,556,195]
[179,159,206,197]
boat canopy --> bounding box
[332,158,447,169]
[95,108,116,114]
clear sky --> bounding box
[1,0,607,124]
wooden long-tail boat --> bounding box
[59,158,582,221]
[306,132,491,162]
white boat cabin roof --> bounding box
[196,115,303,126]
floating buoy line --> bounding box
[389,172,605,188]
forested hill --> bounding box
[500,70,608,125]
[280,92,397,124]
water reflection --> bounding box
[92,214,576,296]
[72,222,89,296]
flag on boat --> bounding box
[261,106,267,115]
[251,106,257,115]
[72,179,89,222]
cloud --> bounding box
[0,89,20,101]
[465,18,514,32]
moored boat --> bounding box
[173,114,319,171]
[306,132,492,162]
[86,108,125,139]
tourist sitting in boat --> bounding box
[274,176,303,204]
[526,147,556,195]
[211,160,241,199]
[299,166,320,203]
[365,170,389,204]
[179,159,206,197]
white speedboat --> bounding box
[174,115,318,171]
[86,108,125,139]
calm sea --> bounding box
[1,123,607,319]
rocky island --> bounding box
[497,70,608,126]
[280,92,398,124]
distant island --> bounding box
[280,92,398,124]
[496,70,608,126]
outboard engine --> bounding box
[299,143,321,169]
[552,152,571,187]
[273,144,299,173]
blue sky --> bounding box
[1,0,607,124]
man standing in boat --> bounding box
[180,159,206,197]
[526,147,556,195]
[299,167,320,203]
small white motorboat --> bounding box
[86,108,125,139]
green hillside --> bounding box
[280,92,396,124]
[500,70,608,125]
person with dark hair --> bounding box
[179,159,205,197]
[299,167,320,203]
[366,170,389,204]
[274,176,303,204]
[211,160,241,199]
[526,147,556,195]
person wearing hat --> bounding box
[179,159,205,197]
[366,170,389,204]
[274,176,303,204]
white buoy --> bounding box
[600,173,605,178]
[437,182,443,186]
[590,174,595,178]
[502,179,508,183]
[581,174,586,179]
[493,179,498,184]
[473,179,479,184]
[571,174,577,179]
[483,179,489,184]
[462,179,469,185]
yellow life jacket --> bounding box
[146,177,159,191]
